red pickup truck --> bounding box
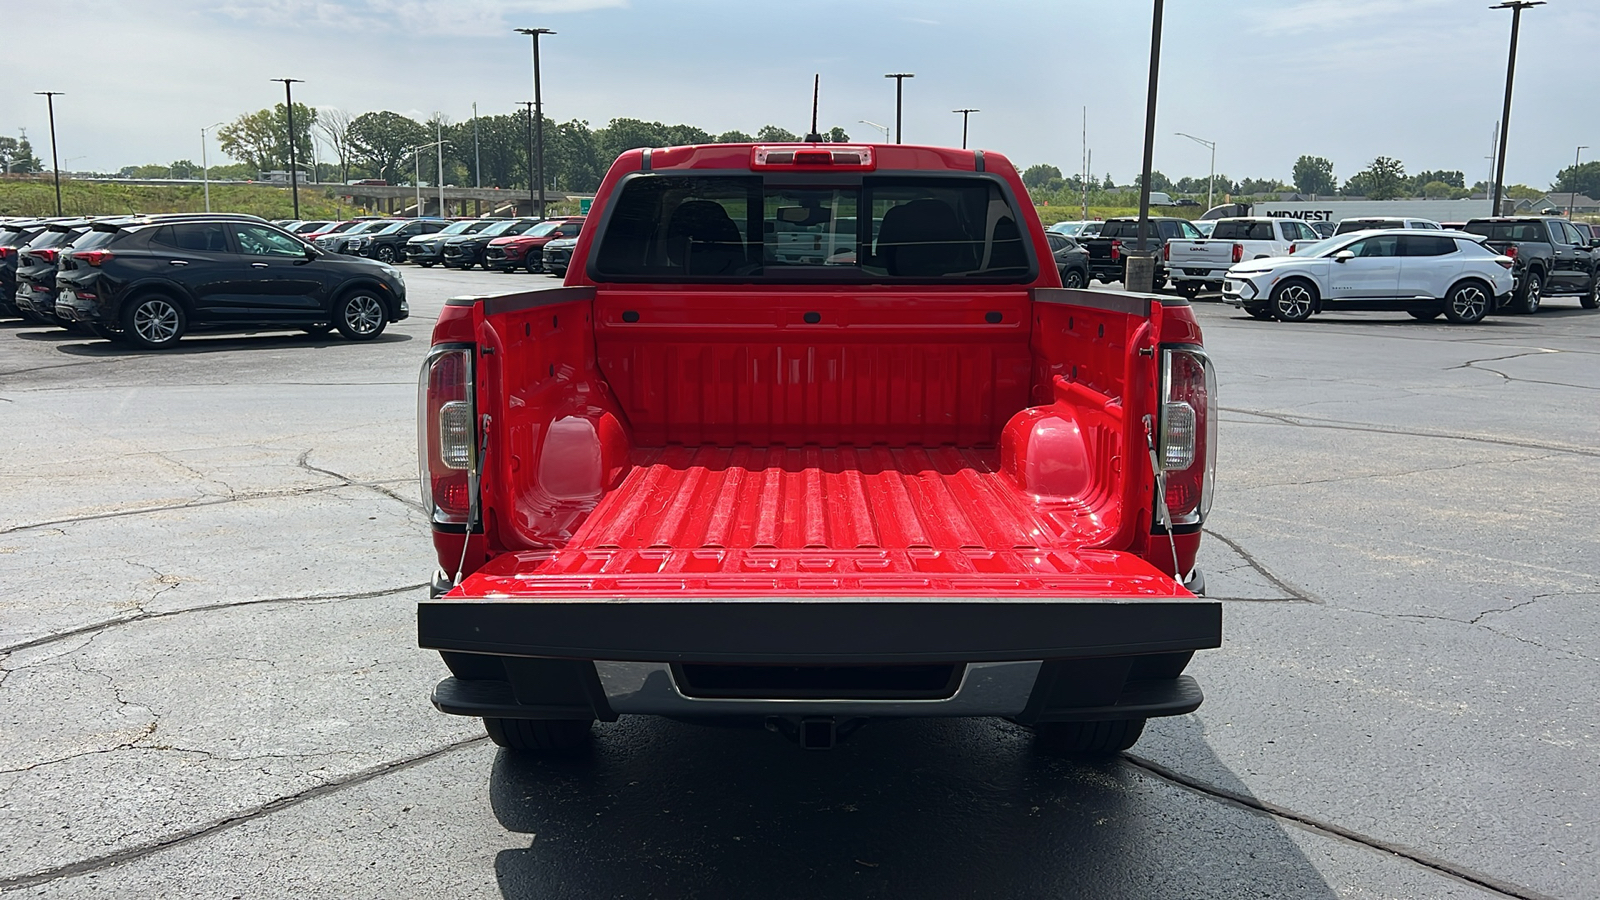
[417,143,1220,756]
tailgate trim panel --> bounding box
[418,597,1221,664]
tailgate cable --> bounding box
[1143,414,1184,592]
[453,413,492,587]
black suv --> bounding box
[15,219,95,324]
[2,218,51,317]
[442,218,540,269]
[55,215,408,349]
[341,218,450,263]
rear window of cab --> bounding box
[592,174,1035,282]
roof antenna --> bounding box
[805,74,823,142]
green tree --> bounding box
[1133,170,1173,192]
[216,103,316,174]
[347,111,427,184]
[1022,164,1063,189]
[1291,155,1336,195]
[664,124,713,146]
[1422,180,1455,199]
[596,118,673,164]
[1104,172,1116,190]
[714,130,754,143]
[756,125,799,142]
[824,126,850,143]
[1344,156,1406,200]
[0,134,42,174]
[1553,160,1600,199]
[550,119,604,192]
[1412,169,1464,189]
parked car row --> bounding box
[2,214,407,349]
[266,215,589,273]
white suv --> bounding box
[1222,229,1515,324]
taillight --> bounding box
[1111,239,1122,262]
[1162,242,1171,262]
[0,247,13,260]
[32,248,59,264]
[75,249,113,267]
[1288,243,1297,255]
[418,344,476,525]
[1231,243,1243,264]
[1505,244,1518,260]
[1158,348,1217,525]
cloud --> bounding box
[216,0,628,37]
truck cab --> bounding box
[416,143,1221,756]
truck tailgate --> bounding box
[420,445,1220,664]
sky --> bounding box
[2,0,1596,190]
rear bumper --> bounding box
[419,594,1219,721]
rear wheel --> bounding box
[122,294,187,350]
[1515,271,1543,314]
[335,290,387,341]
[484,717,593,754]
[1582,277,1599,310]
[1407,310,1441,321]
[1443,281,1490,324]
[1270,279,1317,322]
[1033,719,1146,756]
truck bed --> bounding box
[469,443,1178,599]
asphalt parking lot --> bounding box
[1,268,1596,898]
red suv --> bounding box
[484,217,585,274]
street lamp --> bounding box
[1175,132,1216,211]
[1568,146,1588,220]
[201,121,225,213]
[472,101,482,189]
[884,73,914,143]
[270,78,305,219]
[515,27,555,220]
[519,100,536,217]
[1489,1,1542,216]
[35,91,64,216]
[408,140,445,217]
[858,120,890,142]
[952,109,979,150]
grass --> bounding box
[0,178,377,220]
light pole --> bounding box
[270,78,305,219]
[519,100,536,217]
[35,91,64,216]
[884,73,914,143]
[436,120,446,217]
[201,121,224,212]
[1175,132,1216,211]
[409,140,445,216]
[1567,145,1587,219]
[858,120,890,142]
[1489,1,1542,216]
[472,101,482,189]
[952,109,979,150]
[515,27,555,220]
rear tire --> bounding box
[1515,271,1543,314]
[1443,281,1490,324]
[1033,718,1146,756]
[334,290,388,341]
[484,717,593,754]
[121,294,187,350]
[1270,279,1317,322]
[1582,277,1599,310]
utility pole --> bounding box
[952,109,979,150]
[1129,0,1165,293]
[1175,132,1216,211]
[472,101,482,189]
[437,120,445,217]
[859,120,890,142]
[884,73,914,143]
[1569,146,1589,220]
[201,121,224,213]
[1081,107,1088,221]
[516,27,555,220]
[519,101,536,217]
[1489,1,1542,217]
[35,92,63,215]
[271,78,305,218]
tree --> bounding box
[1553,160,1600,199]
[756,125,800,142]
[1412,169,1464,189]
[714,130,754,143]
[664,124,713,146]
[347,111,427,184]
[1133,170,1173,192]
[824,126,850,143]
[316,107,355,184]
[1292,155,1335,195]
[1422,181,1455,199]
[1022,164,1063,189]
[549,119,604,192]
[216,103,316,174]
[0,134,41,174]
[597,118,673,164]
[1344,156,1406,200]
[1103,172,1116,190]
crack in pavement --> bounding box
[1221,407,1600,460]
[0,583,428,657]
[0,483,355,535]
[0,736,488,892]
[1121,754,1560,900]
[1201,528,1317,603]
[1235,453,1557,490]
[296,451,427,512]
